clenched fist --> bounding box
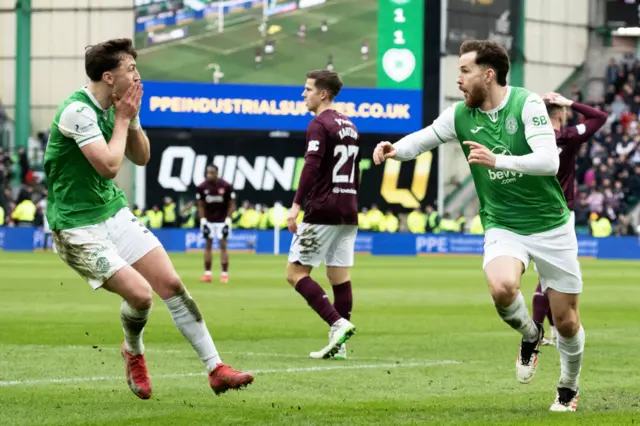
[373,141,397,165]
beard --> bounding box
[463,84,488,108]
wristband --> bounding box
[129,115,141,130]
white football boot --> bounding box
[516,322,544,384]
[309,318,355,359]
[550,388,579,412]
[334,342,347,360]
[312,330,348,360]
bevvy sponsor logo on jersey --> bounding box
[488,146,522,185]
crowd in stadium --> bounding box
[1,55,640,238]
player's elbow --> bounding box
[97,160,122,179]
[99,166,118,180]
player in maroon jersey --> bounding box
[286,69,359,360]
[532,92,607,345]
[196,165,236,283]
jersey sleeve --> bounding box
[305,119,328,159]
[195,185,204,201]
[521,94,555,142]
[394,105,457,161]
[493,94,559,176]
[431,105,458,143]
[225,182,236,202]
[58,102,103,147]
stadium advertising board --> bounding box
[446,0,513,54]
[1,226,626,261]
[134,0,424,133]
[142,129,438,213]
[605,0,640,28]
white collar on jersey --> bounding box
[82,86,109,112]
[478,85,512,123]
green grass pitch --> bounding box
[0,252,639,425]
[135,0,378,87]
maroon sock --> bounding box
[204,259,212,272]
[546,308,555,326]
[532,281,550,324]
[221,262,228,273]
[332,281,352,321]
[295,277,342,326]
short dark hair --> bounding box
[85,38,137,82]
[306,69,343,100]
[207,164,218,172]
[459,40,510,86]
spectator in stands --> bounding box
[367,204,384,232]
[606,58,619,86]
[615,214,635,236]
[11,189,36,227]
[574,193,590,228]
[586,186,604,214]
[17,147,30,184]
[163,196,177,228]
[382,209,398,233]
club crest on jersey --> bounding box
[505,116,518,135]
[218,188,225,195]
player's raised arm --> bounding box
[75,83,142,179]
[493,94,559,176]
[125,114,151,166]
[373,106,457,165]
[544,92,608,146]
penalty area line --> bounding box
[0,360,461,387]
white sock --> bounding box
[164,290,222,371]
[121,300,151,355]
[557,325,585,391]
[494,292,539,342]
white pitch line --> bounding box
[0,361,460,387]
[339,59,378,78]
[5,345,411,362]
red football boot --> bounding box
[208,364,254,395]
[121,342,152,400]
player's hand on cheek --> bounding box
[464,141,496,168]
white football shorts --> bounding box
[52,207,161,290]
[202,222,232,241]
[483,212,582,294]
[288,222,358,268]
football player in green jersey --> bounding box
[373,40,583,412]
[44,38,254,399]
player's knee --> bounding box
[127,283,153,311]
[326,268,349,286]
[553,311,580,338]
[285,263,306,287]
[156,273,185,299]
[487,276,519,306]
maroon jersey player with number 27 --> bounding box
[532,92,607,346]
[285,69,359,360]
